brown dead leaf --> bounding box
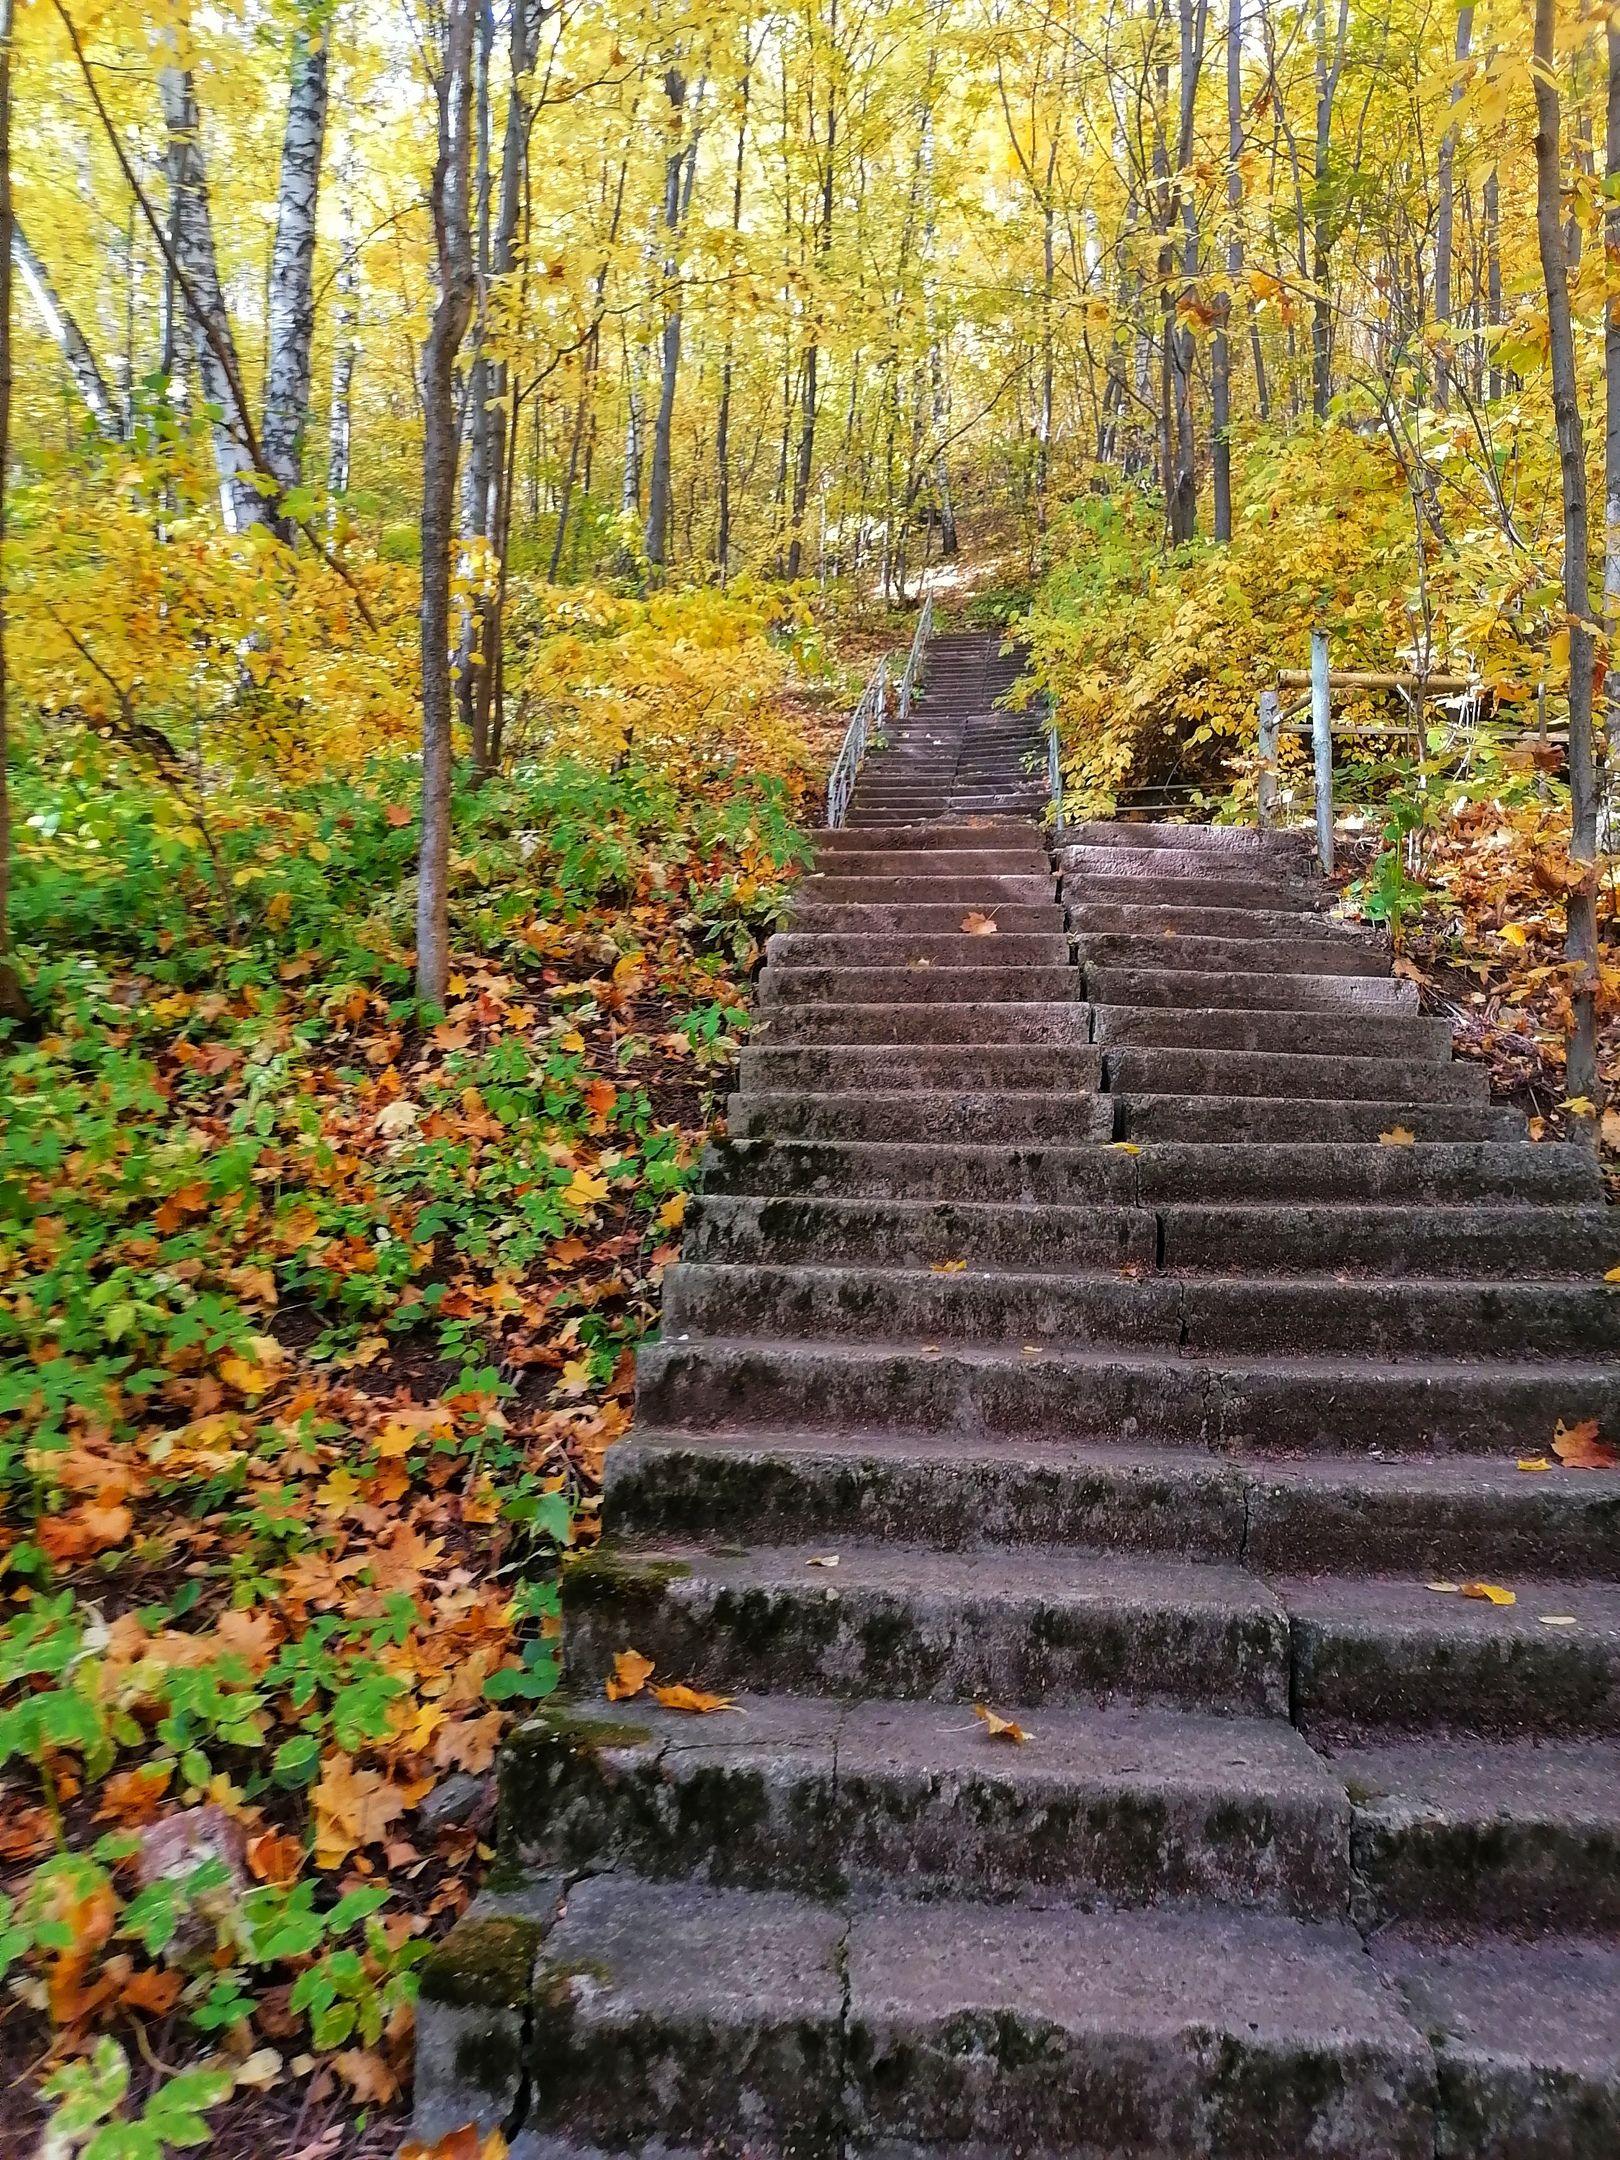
[961,912,998,935]
[1378,1126,1417,1146]
[121,1966,184,2016]
[650,1683,735,1714]
[332,2048,399,2106]
[974,1704,1031,1744]
[312,1753,410,1868]
[1553,1418,1619,1469]
[929,1258,968,1274]
[605,1648,655,1701]
[245,1830,303,1885]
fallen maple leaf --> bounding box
[1516,1456,1552,1473]
[333,2048,399,2106]
[1378,1126,1417,1146]
[583,1077,618,1119]
[651,1683,734,1713]
[1460,1582,1516,1606]
[1553,1418,1619,1469]
[929,1258,968,1273]
[1107,1141,1142,1154]
[606,1648,654,1701]
[384,804,413,828]
[974,1704,1031,1744]
[375,1098,421,1138]
[961,912,998,935]
[313,1753,409,1867]
[657,1193,687,1230]
[245,1830,303,1885]
[121,1966,183,2016]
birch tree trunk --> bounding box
[417,0,478,1009]
[646,66,690,568]
[715,53,752,580]
[1212,0,1240,540]
[1311,0,1348,420]
[1168,0,1207,543]
[1532,0,1603,1127]
[157,63,267,531]
[262,19,330,504]
[789,1,838,582]
[0,0,25,1024]
[1433,7,1472,410]
[328,173,357,499]
[12,221,121,439]
[1605,17,1620,842]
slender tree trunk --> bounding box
[1212,0,1241,539]
[0,0,24,1023]
[12,221,121,438]
[456,0,494,756]
[1606,19,1620,839]
[1311,0,1348,420]
[328,171,357,500]
[1485,168,1502,397]
[157,63,267,530]
[1533,0,1602,1126]
[1168,0,1207,543]
[715,57,751,579]
[789,5,838,581]
[417,0,478,1009]
[262,19,330,505]
[1433,7,1473,410]
[646,66,690,568]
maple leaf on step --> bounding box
[974,1704,1031,1744]
[651,1683,735,1713]
[1552,1418,1619,1468]
[961,912,998,934]
[1460,1582,1516,1606]
[1378,1126,1417,1146]
[606,1648,654,1701]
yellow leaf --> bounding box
[658,1193,687,1230]
[1460,1581,1516,1606]
[974,1703,1031,1744]
[563,1168,610,1210]
[651,1683,735,1713]
[929,1258,968,1274]
[606,1648,654,1701]
[1499,922,1529,948]
[559,1029,587,1053]
[1379,1127,1417,1146]
[1108,1142,1142,1154]
[1516,1456,1552,1472]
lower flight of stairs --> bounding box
[415,651,1620,2160]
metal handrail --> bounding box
[896,589,933,724]
[826,655,890,828]
[1046,712,1064,837]
[825,590,934,828]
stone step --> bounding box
[503,1693,1349,1917]
[1064,820,1311,860]
[738,1044,1100,1093]
[685,1192,1158,1270]
[1070,901,1374,943]
[1160,1200,1620,1273]
[1068,869,1324,911]
[1062,841,1307,891]
[562,1539,1291,1715]
[1104,1046,1486,1103]
[752,999,1093,1046]
[1095,1002,1453,1059]
[1286,1574,1620,1737]
[813,820,1041,850]
[422,1885,1619,2157]
[800,872,1056,903]
[608,1431,1620,1578]
[1087,964,1417,1011]
[1077,931,1387,977]
[806,847,1052,877]
[660,1261,1620,1362]
[786,901,1064,933]
[1118,1094,1521,1142]
[767,930,1073,967]
[758,962,1082,1005]
[1334,1734,1620,1930]
[635,1335,1620,1453]
[703,1135,1602,1206]
[728,1089,1113,1144]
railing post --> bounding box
[1310,629,1333,874]
[1046,716,1064,837]
[1257,688,1280,828]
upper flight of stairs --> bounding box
[416,630,1620,2160]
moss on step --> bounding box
[420,1914,543,2011]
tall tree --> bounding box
[416,0,478,1008]
[0,0,23,1024]
[261,13,331,499]
[1533,0,1602,1127]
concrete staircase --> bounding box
[417,632,1620,2160]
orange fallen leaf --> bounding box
[121,1966,183,2016]
[1460,1582,1516,1606]
[245,1830,303,1884]
[606,1648,655,1701]
[385,804,413,828]
[974,1704,1031,1744]
[961,912,998,935]
[333,2048,400,2106]
[583,1077,618,1119]
[95,1762,173,1825]
[1378,1126,1417,1146]
[929,1258,968,1274]
[1516,1457,1552,1473]
[651,1683,735,1714]
[1553,1418,1619,1469]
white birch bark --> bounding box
[262,21,331,496]
[157,62,266,530]
[11,219,121,439]
[328,166,357,499]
